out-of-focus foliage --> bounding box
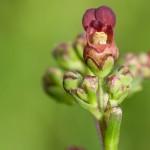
[0,0,150,150]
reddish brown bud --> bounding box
[84,42,118,70]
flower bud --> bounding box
[44,68,63,87]
[53,42,84,73]
[63,73,101,119]
[74,33,86,60]
[121,53,141,77]
[137,53,150,79]
[81,75,98,92]
[84,42,118,78]
[105,107,122,126]
[76,87,88,102]
[43,68,73,104]
[104,107,122,150]
[82,6,118,78]
[138,52,149,65]
[141,65,150,79]
[63,70,82,93]
[116,66,133,87]
[106,75,122,99]
[80,75,98,107]
[106,66,133,105]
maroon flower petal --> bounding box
[102,25,114,43]
[82,8,96,31]
[86,25,114,53]
[90,20,104,31]
[95,6,116,28]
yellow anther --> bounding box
[93,32,107,45]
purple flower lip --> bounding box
[82,6,116,31]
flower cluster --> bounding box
[120,52,150,95]
[121,52,150,79]
[82,6,118,78]
[42,5,150,150]
[43,33,88,104]
[106,66,133,107]
[63,70,100,119]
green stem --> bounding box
[72,94,102,120]
[98,78,104,113]
[104,107,122,150]
[99,115,106,144]
[98,78,106,148]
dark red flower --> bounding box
[82,6,116,53]
[82,6,118,76]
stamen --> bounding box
[93,32,107,45]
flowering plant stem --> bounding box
[97,78,122,150]
[98,78,106,149]
[98,78,104,113]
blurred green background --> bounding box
[0,0,150,150]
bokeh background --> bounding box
[0,0,150,150]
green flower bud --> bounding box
[74,33,86,60]
[104,107,122,150]
[44,68,63,87]
[63,72,101,119]
[43,68,73,104]
[106,75,122,99]
[63,70,82,93]
[53,42,85,73]
[116,66,133,87]
[76,87,88,102]
[106,66,133,106]
[81,75,98,107]
[81,75,98,92]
